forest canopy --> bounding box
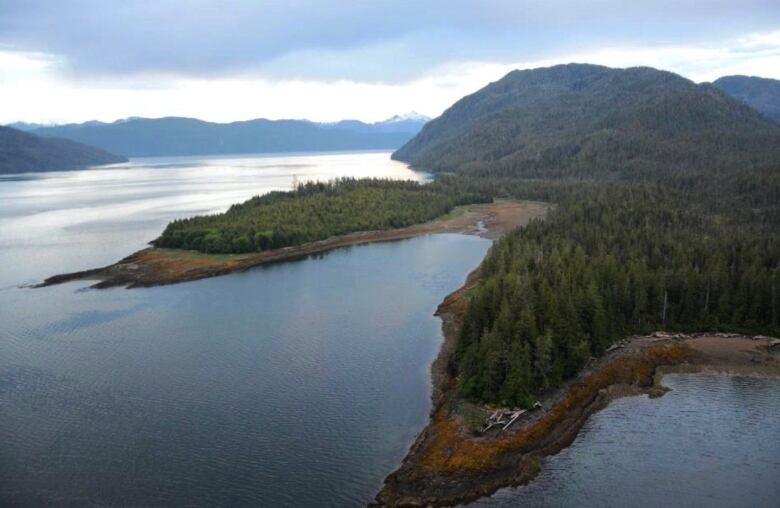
[157,64,780,409]
[392,64,780,408]
[156,178,489,254]
[454,185,779,407]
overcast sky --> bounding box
[1,0,779,124]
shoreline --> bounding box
[374,270,780,506]
[35,200,550,289]
[34,191,778,507]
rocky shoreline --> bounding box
[373,274,780,506]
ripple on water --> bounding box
[469,373,780,508]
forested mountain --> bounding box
[392,64,780,407]
[0,126,126,175]
[322,113,430,134]
[393,64,780,180]
[28,114,428,158]
[150,64,778,408]
[713,75,780,123]
[6,122,49,131]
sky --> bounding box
[1,0,779,125]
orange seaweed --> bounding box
[418,343,694,472]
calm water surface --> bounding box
[0,150,427,286]
[470,374,780,508]
[0,151,491,506]
[1,152,778,507]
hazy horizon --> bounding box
[5,111,431,128]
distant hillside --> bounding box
[29,114,429,158]
[0,126,127,175]
[6,122,50,131]
[393,64,780,179]
[322,113,430,134]
[713,75,780,123]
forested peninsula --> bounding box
[38,186,545,289]
[405,65,779,405]
[376,64,780,506]
[37,63,780,506]
[155,179,489,254]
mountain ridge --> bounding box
[713,75,780,123]
[24,114,429,158]
[0,125,127,174]
[393,64,780,178]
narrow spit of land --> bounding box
[36,200,550,289]
[374,272,780,508]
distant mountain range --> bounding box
[13,113,430,158]
[0,125,127,175]
[712,75,780,123]
[8,71,780,176]
[6,121,51,131]
[393,64,780,178]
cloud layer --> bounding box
[1,1,779,124]
[2,0,779,81]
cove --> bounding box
[0,233,491,506]
[0,152,486,506]
[469,373,780,507]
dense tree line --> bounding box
[403,65,780,407]
[454,185,779,407]
[156,178,489,254]
[430,160,780,230]
[155,63,780,410]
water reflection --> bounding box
[0,152,480,507]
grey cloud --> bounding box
[1,0,778,82]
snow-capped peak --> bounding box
[381,112,430,124]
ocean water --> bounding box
[470,373,780,508]
[1,152,778,507]
[0,151,491,506]
[0,150,428,287]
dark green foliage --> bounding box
[0,125,126,174]
[391,64,780,407]
[394,64,780,180]
[158,63,779,408]
[156,178,489,254]
[456,186,780,407]
[714,75,780,123]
